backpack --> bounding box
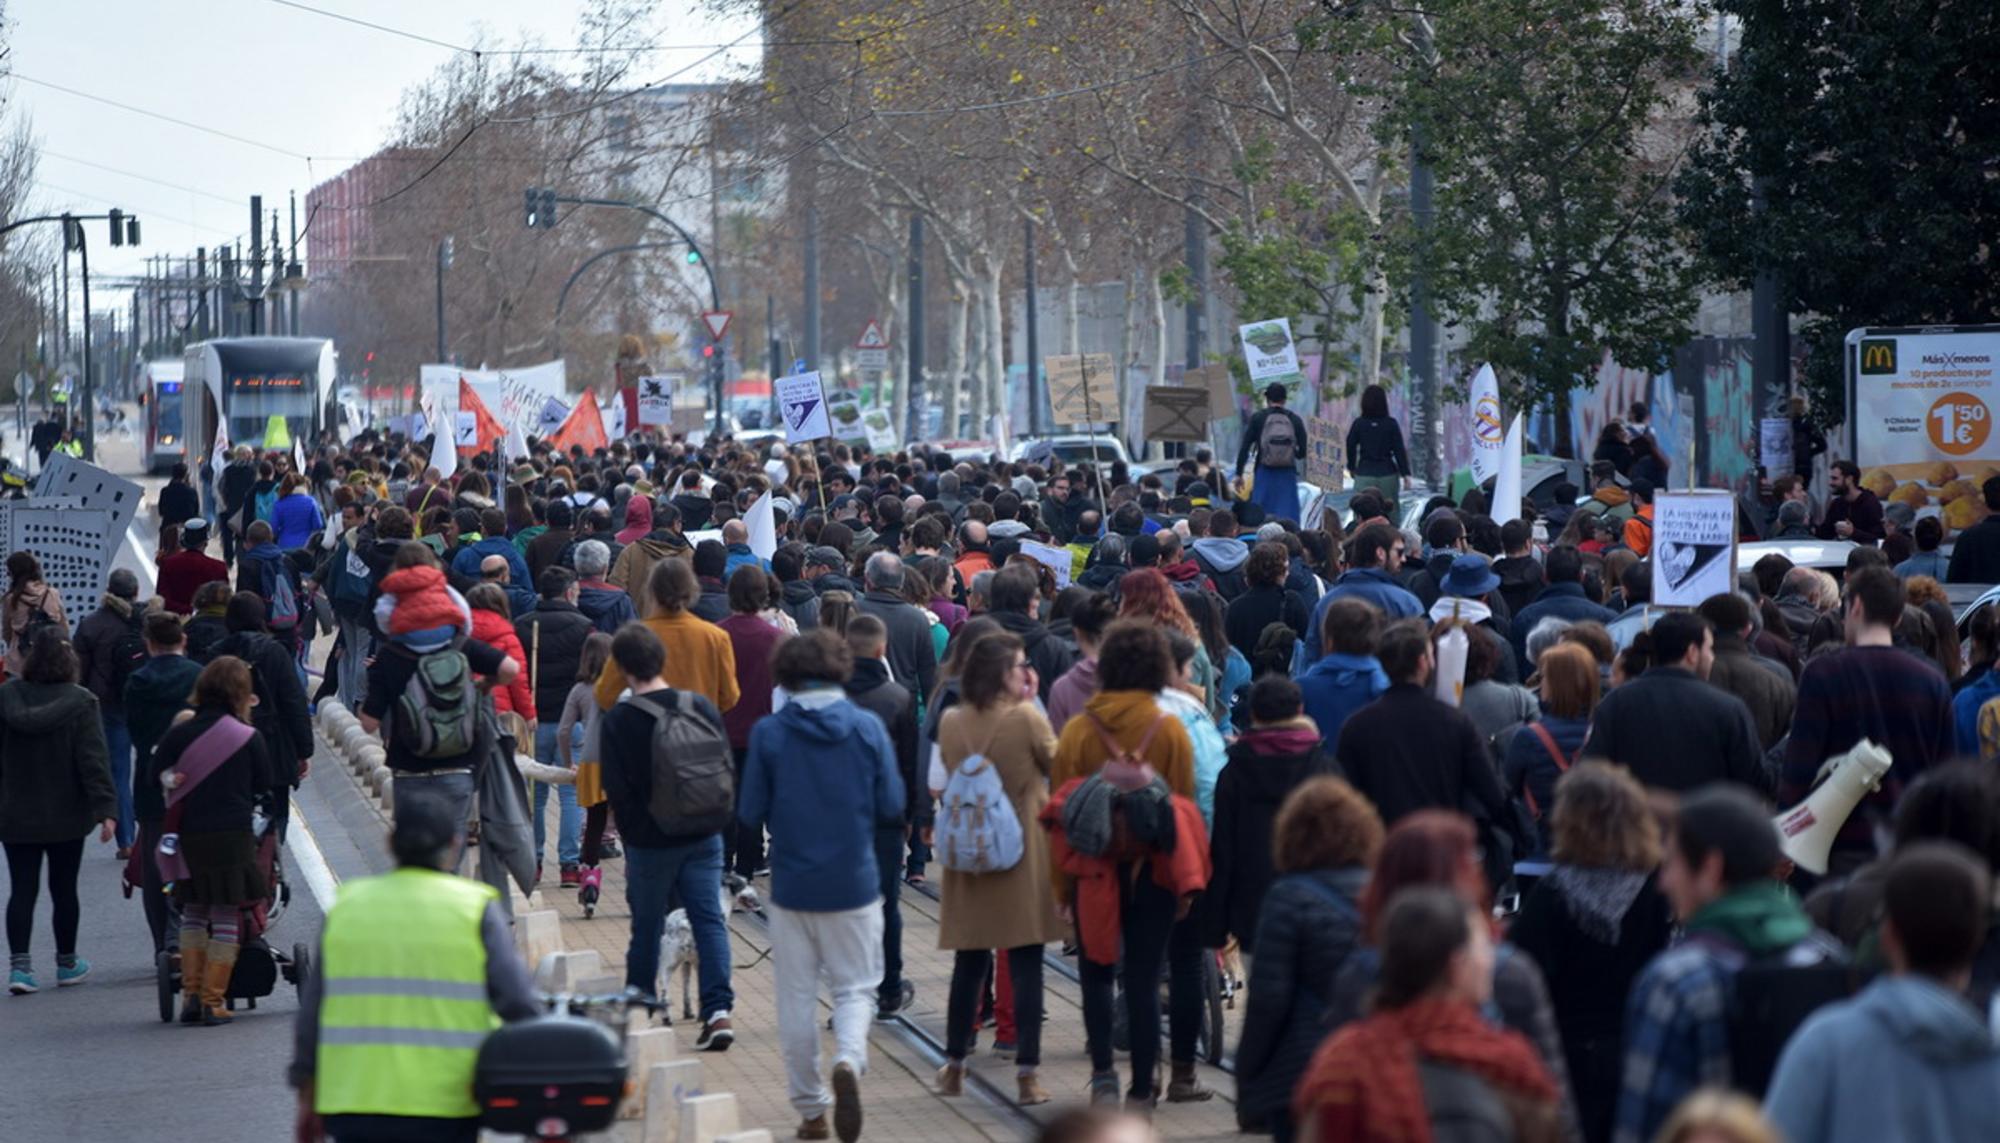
[13,598,62,657]
[1258,411,1298,469]
[936,731,1024,874]
[264,559,300,630]
[1718,937,1853,1097]
[1060,713,1176,859]
[330,538,373,610]
[629,690,734,836]
[391,646,481,760]
[254,486,277,523]
[108,608,148,692]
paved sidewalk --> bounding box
[533,795,1245,1142]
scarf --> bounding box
[1684,879,1812,956]
[1546,865,1649,945]
[1294,995,1558,1143]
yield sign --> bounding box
[856,318,888,349]
[702,310,733,341]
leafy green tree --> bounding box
[1391,0,1704,452]
[1679,0,2000,421]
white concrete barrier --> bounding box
[532,949,602,992]
[677,1093,740,1143]
[640,1059,704,1143]
[620,1028,679,1120]
[517,909,563,966]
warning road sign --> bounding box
[856,319,888,349]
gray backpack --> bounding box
[1258,412,1298,469]
[1061,714,1176,859]
[629,691,734,836]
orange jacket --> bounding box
[1041,780,1210,966]
[1624,503,1654,556]
[471,607,535,719]
[593,610,740,714]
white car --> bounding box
[1010,434,1133,468]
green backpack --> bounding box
[392,647,480,760]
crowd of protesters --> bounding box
[7,397,2000,1143]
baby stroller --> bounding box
[154,803,310,1022]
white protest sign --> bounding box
[861,407,899,452]
[1018,539,1074,589]
[1238,317,1304,401]
[1651,491,1739,608]
[777,371,831,443]
[538,396,570,438]
[826,396,869,447]
[1467,363,1504,484]
[636,374,680,427]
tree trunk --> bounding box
[1062,250,1082,355]
[980,251,1006,441]
[967,280,987,437]
[878,255,904,417]
[944,278,969,438]
[1359,273,1385,398]
[1148,264,1169,459]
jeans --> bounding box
[391,769,476,873]
[334,615,373,710]
[624,834,734,1019]
[5,838,86,960]
[874,826,904,1005]
[768,900,883,1120]
[532,722,582,866]
[1077,860,1177,1097]
[947,947,1044,1067]
[723,747,765,877]
[103,711,134,849]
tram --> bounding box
[182,337,337,469]
[139,359,186,472]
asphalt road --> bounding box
[0,404,385,1142]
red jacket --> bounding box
[1041,778,1211,966]
[379,565,467,639]
[1160,558,1215,594]
[471,607,535,719]
[157,550,230,615]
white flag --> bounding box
[1467,363,1504,484]
[421,386,457,480]
[1490,413,1524,525]
[745,491,777,561]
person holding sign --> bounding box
[1235,384,1309,524]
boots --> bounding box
[200,943,238,1026]
[178,931,208,1025]
[1165,1060,1214,1102]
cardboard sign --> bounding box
[826,396,869,447]
[1760,417,1793,476]
[1306,415,1345,489]
[1143,385,1209,442]
[1183,363,1239,419]
[1046,354,1118,425]
[778,371,831,442]
[1651,491,1738,608]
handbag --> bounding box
[157,716,257,883]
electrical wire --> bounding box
[10,73,314,160]
[40,150,243,206]
[259,0,469,53]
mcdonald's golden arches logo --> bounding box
[1860,338,1899,375]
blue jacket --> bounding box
[1952,666,2000,756]
[576,583,637,635]
[1765,976,2000,1143]
[1303,568,1423,664]
[722,543,770,583]
[1510,582,1617,675]
[1297,652,1390,751]
[739,690,905,912]
[451,536,536,617]
[270,491,324,551]
[1894,550,1950,581]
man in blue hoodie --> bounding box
[740,629,905,1143]
[1297,598,1390,752]
[1765,843,2000,1143]
[1190,508,1251,601]
[1302,523,1422,665]
[449,507,533,609]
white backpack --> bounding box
[936,738,1024,875]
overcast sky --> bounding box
[7,0,757,299]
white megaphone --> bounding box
[1773,738,1894,876]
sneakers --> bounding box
[830,1060,862,1143]
[696,1012,734,1052]
[875,979,915,1022]
[55,959,90,988]
[1089,1070,1122,1107]
[7,969,36,996]
[796,1115,830,1141]
[991,1039,1017,1055]
[599,837,622,859]
[560,863,581,887]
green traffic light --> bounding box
[686,250,701,265]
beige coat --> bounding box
[2,583,67,678]
[934,700,1066,951]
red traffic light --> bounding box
[702,345,715,358]
[365,351,376,362]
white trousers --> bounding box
[767,899,885,1119]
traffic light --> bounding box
[702,344,715,358]
[62,215,82,252]
[108,209,124,247]
[685,249,701,265]
[524,188,558,229]
[125,216,140,246]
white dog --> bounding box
[657,875,765,1023]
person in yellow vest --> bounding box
[54,425,83,458]
[290,794,538,1143]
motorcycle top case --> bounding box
[473,1014,628,1134]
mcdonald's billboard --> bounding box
[1849,327,2000,515]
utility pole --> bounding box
[288,192,301,336]
[802,204,820,372]
[1025,218,1042,437]
[76,218,95,460]
[1406,18,1443,485]
[436,236,453,363]
[249,196,265,336]
[196,248,209,341]
[906,213,925,443]
[766,293,781,427]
